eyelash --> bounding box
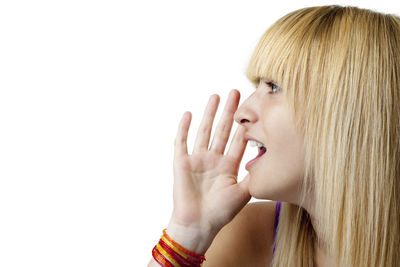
[265,81,280,94]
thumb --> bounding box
[237,174,251,202]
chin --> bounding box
[248,175,287,200]
[248,178,270,200]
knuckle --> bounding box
[216,124,230,139]
[199,124,210,135]
[221,124,230,135]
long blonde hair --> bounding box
[246,5,400,267]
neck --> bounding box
[302,197,335,267]
[314,241,336,267]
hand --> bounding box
[170,89,250,234]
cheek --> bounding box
[250,115,305,198]
[266,132,305,190]
[247,151,303,199]
[263,105,303,163]
[267,111,296,145]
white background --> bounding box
[0,0,398,266]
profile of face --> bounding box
[234,78,306,204]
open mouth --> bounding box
[245,140,267,170]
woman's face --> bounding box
[234,78,306,204]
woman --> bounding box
[148,5,400,267]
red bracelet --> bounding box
[152,245,175,267]
[162,228,206,262]
[158,238,190,266]
[151,228,207,266]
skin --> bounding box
[234,77,335,267]
[167,79,334,266]
[233,78,306,204]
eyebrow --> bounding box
[257,77,281,87]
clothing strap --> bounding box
[272,201,281,257]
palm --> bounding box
[170,90,251,232]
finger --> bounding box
[192,94,220,153]
[209,89,240,154]
[236,174,251,202]
[174,111,192,157]
[226,124,247,163]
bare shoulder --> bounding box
[203,201,278,267]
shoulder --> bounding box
[204,201,278,267]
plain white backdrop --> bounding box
[0,0,398,266]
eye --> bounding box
[266,81,280,94]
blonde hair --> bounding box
[246,5,400,267]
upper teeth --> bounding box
[249,140,265,148]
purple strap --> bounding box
[272,201,281,256]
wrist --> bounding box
[166,219,219,255]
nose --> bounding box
[234,96,258,126]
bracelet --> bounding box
[152,228,207,266]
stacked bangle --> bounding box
[152,228,206,266]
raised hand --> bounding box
[169,89,250,236]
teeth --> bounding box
[249,140,265,148]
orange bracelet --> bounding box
[151,228,206,266]
[162,229,206,262]
[160,235,202,265]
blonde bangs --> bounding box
[245,6,346,132]
[244,8,311,90]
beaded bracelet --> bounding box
[152,228,206,266]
